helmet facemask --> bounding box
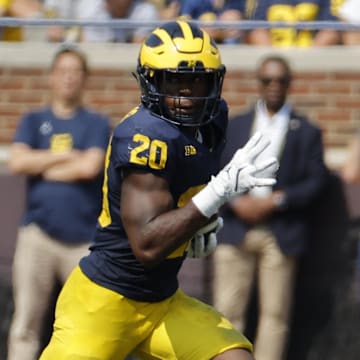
[137,64,225,127]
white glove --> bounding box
[188,217,224,258]
[192,132,279,218]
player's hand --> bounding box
[192,132,279,218]
[187,217,224,258]
[210,141,278,198]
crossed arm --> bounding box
[8,143,105,182]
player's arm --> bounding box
[121,168,211,268]
[7,142,75,176]
[123,132,278,268]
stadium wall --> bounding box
[1,42,360,169]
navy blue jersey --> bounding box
[13,106,111,243]
[80,103,228,302]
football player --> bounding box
[40,20,278,360]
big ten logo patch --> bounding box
[184,145,197,156]
[50,133,73,153]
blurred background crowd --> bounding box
[0,0,359,45]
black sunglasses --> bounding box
[259,76,290,86]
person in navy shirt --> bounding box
[7,44,111,360]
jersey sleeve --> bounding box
[110,114,177,182]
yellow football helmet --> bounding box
[136,20,226,127]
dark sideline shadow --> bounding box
[286,172,358,360]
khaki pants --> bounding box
[212,228,297,360]
[7,223,90,360]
